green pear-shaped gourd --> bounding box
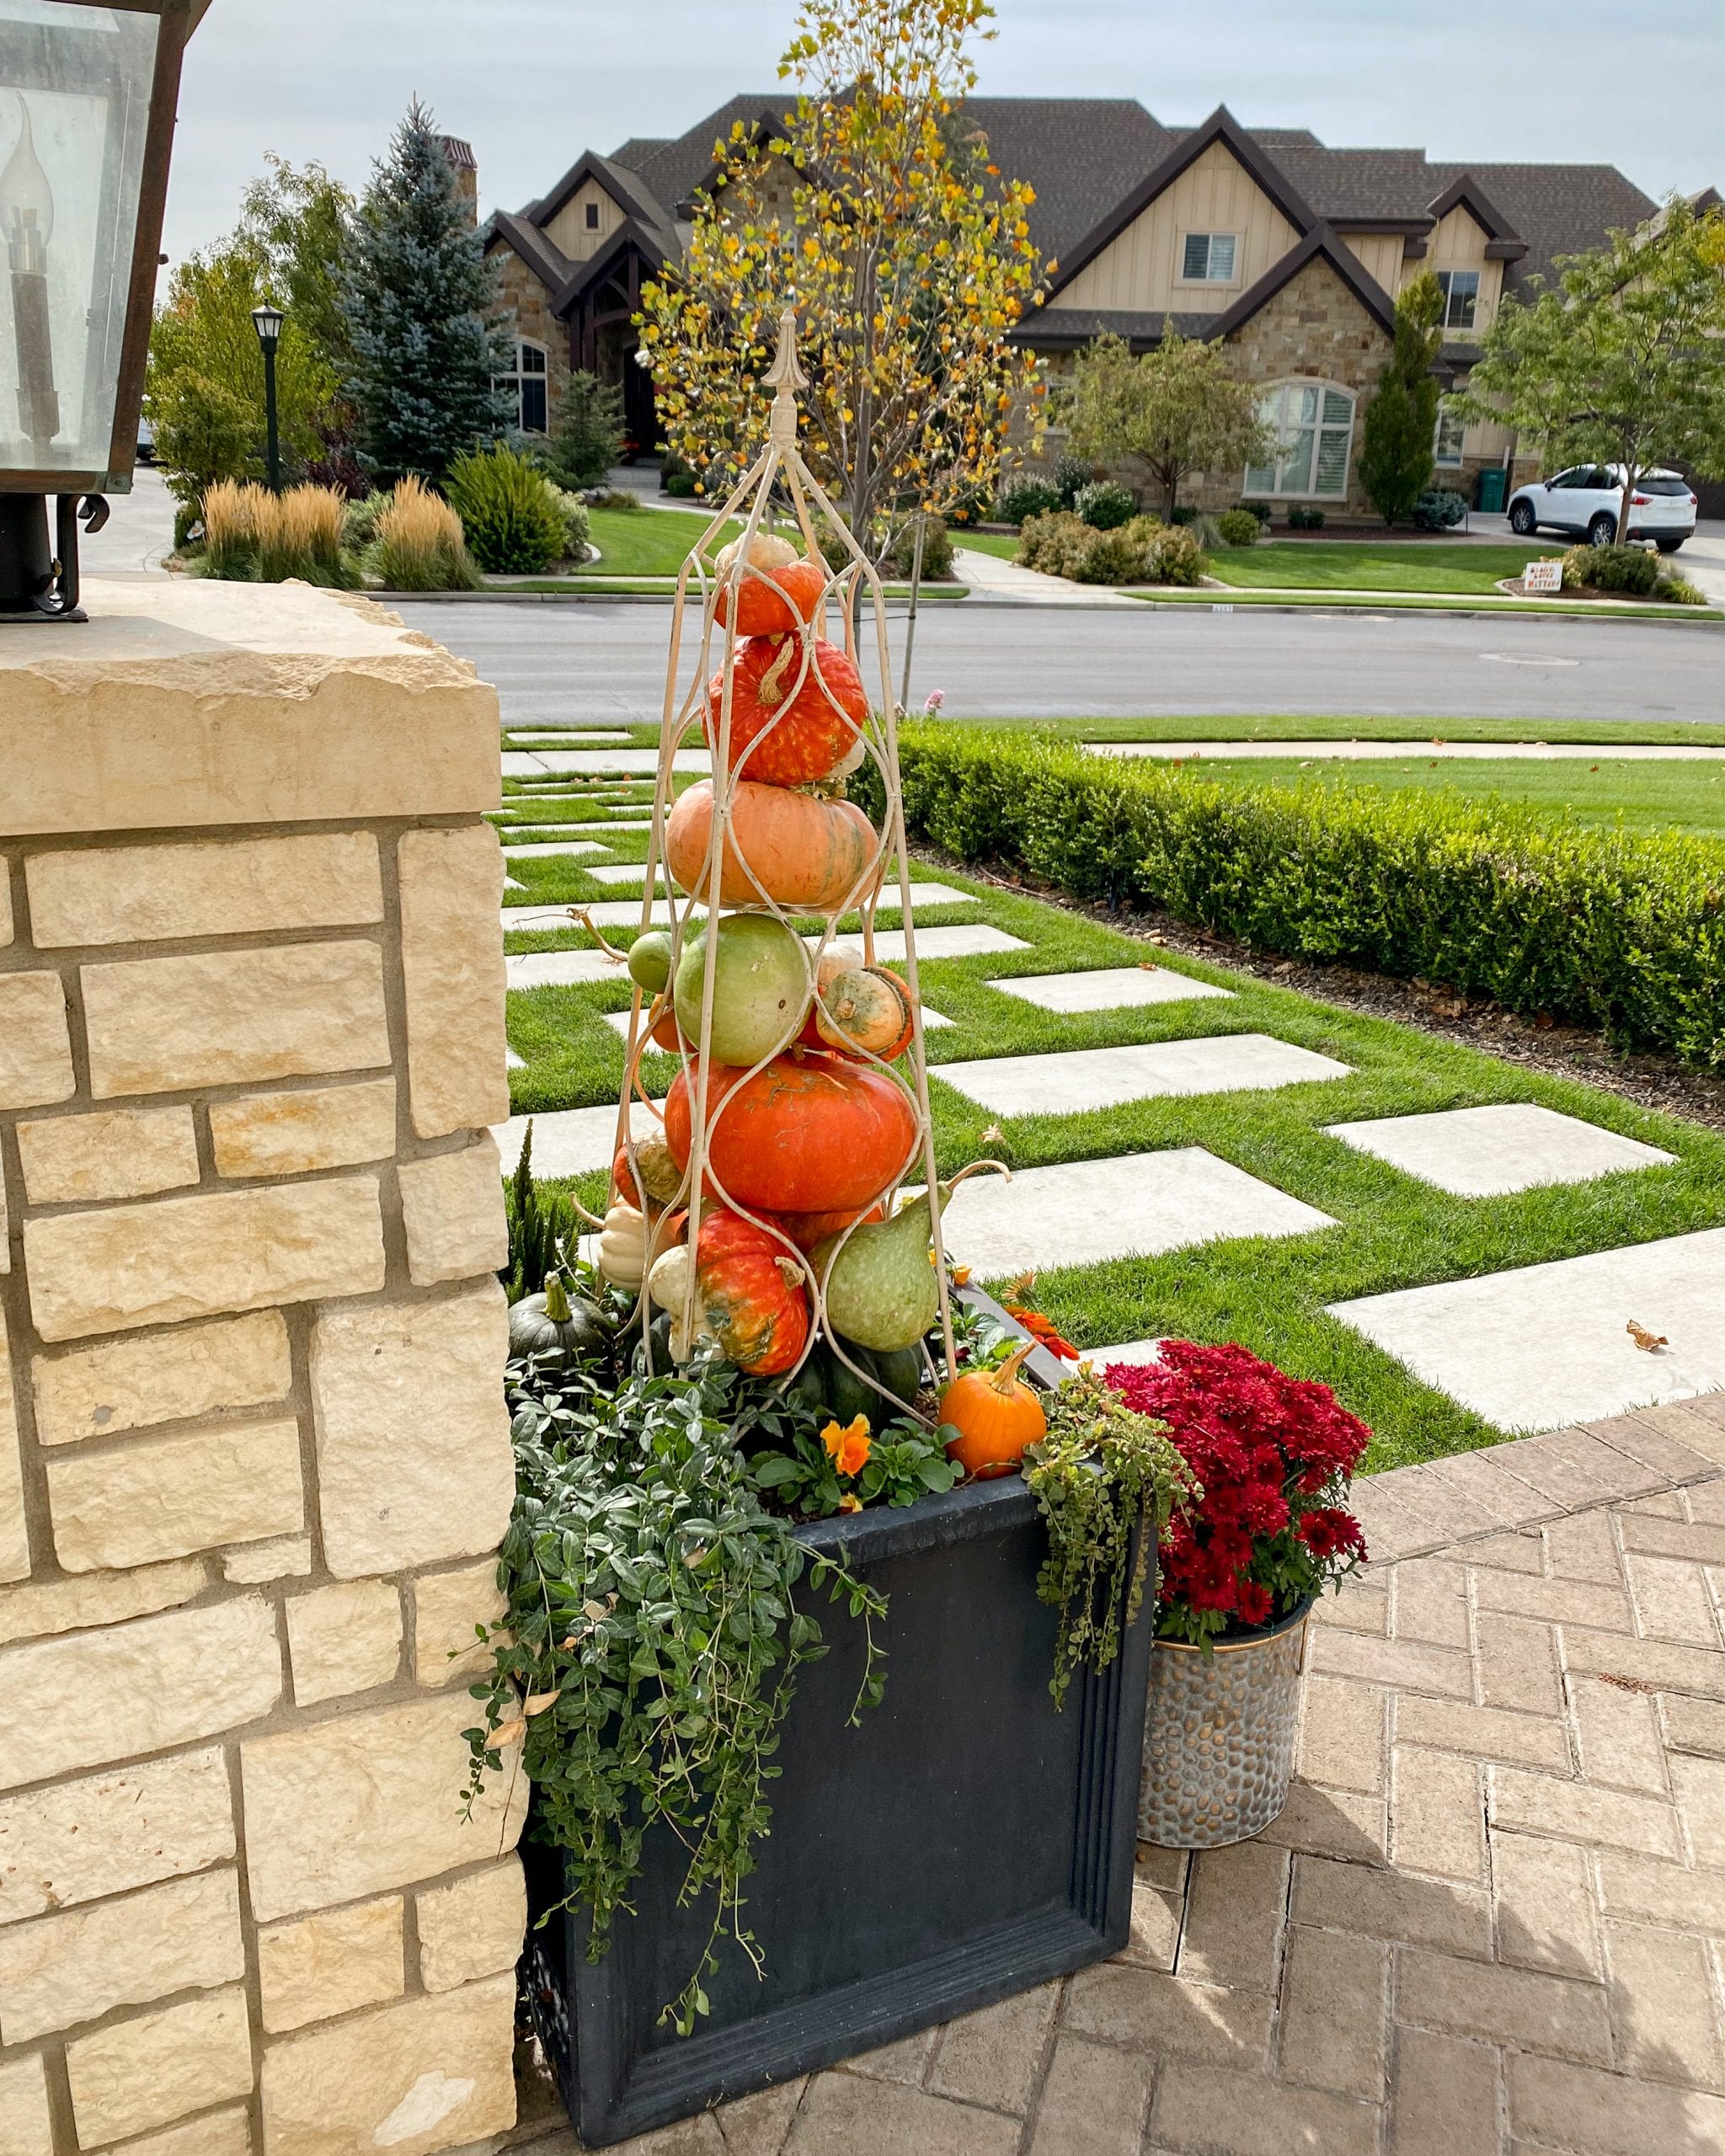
[813,1187,951,1353]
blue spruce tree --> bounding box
[342,101,511,483]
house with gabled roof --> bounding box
[476,94,1689,517]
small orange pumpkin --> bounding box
[713,532,827,638]
[705,633,868,786]
[940,1342,1047,1480]
[763,1198,887,1256]
[692,1207,810,1376]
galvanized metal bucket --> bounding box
[1138,1598,1312,1849]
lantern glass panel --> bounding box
[0,1,158,478]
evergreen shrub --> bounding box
[1216,508,1262,547]
[994,478,1060,526]
[877,723,1725,1070]
[1073,479,1137,529]
[446,442,567,573]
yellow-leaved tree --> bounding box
[637,0,1047,559]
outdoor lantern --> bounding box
[0,0,206,621]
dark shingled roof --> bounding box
[1426,161,1658,289]
[957,99,1177,267]
[1269,146,1437,224]
[615,93,789,211]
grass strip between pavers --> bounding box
[500,832,1725,1473]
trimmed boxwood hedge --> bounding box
[872,725,1725,1070]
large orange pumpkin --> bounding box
[705,633,868,786]
[713,532,827,638]
[664,1051,919,1214]
[666,779,879,912]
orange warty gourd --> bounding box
[611,1132,683,1209]
[690,1208,810,1376]
[940,1342,1048,1480]
[664,1051,918,1214]
[665,779,879,912]
[712,532,827,638]
[705,633,868,786]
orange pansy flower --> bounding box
[821,1414,872,1478]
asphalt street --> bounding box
[398,599,1725,728]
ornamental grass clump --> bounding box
[1105,1342,1369,1645]
[200,480,357,585]
[370,475,481,590]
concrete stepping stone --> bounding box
[993,965,1233,1014]
[505,1047,525,1070]
[494,1101,661,1177]
[936,1035,1352,1117]
[1081,1339,1166,1370]
[505,729,632,744]
[501,750,708,777]
[504,877,526,894]
[499,895,998,936]
[506,949,629,990]
[585,863,666,887]
[1327,1226,1725,1432]
[1324,1103,1675,1197]
[941,1149,1336,1276]
[502,841,612,861]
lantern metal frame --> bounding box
[2,0,201,497]
[597,308,992,1422]
[1,0,205,619]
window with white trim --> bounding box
[1181,232,1237,283]
[499,340,549,434]
[1434,399,1466,467]
[1245,382,1356,499]
[1435,270,1480,331]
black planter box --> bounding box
[522,1472,1154,2146]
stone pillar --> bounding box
[0,581,524,2156]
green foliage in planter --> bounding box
[749,1416,959,1517]
[887,722,1725,1070]
[466,1352,885,2033]
[445,442,567,574]
[1023,1366,1193,1705]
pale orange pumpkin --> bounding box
[940,1342,1047,1480]
[814,964,916,1061]
[665,779,879,912]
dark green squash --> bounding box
[507,1273,609,1366]
[783,1338,926,1426]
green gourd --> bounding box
[507,1272,609,1365]
[628,930,674,995]
[673,913,810,1069]
[782,1339,926,1428]
[812,1187,950,1353]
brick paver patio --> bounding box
[491,1390,1725,2155]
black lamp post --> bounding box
[251,300,282,492]
[0,0,207,623]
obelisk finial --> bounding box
[763,307,807,448]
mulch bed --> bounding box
[917,847,1725,1134]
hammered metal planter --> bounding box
[1139,1598,1313,1848]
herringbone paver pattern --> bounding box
[494,1392,1725,2155]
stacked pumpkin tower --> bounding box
[598,312,963,1418]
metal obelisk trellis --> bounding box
[606,307,959,1417]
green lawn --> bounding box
[499,835,1725,1468]
[1177,754,1725,841]
[1207,540,1565,595]
[949,530,1023,560]
[581,505,745,577]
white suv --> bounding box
[1507,465,1697,552]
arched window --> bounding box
[499,340,549,434]
[1245,382,1356,499]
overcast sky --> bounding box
[163,0,1724,266]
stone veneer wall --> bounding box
[0,581,525,2156]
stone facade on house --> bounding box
[0,580,521,2156]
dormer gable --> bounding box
[1049,106,1316,316]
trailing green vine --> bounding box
[464,1351,885,2034]
[1023,1365,1195,1706]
